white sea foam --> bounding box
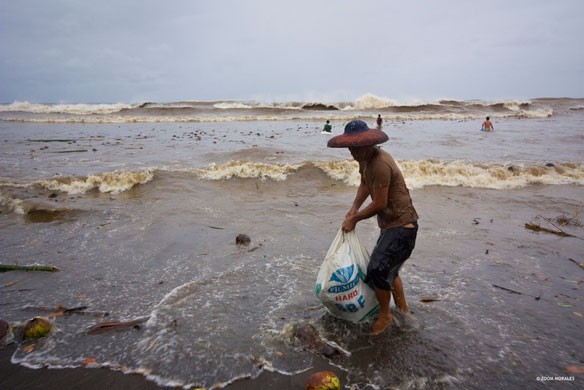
[213,102,254,109]
[502,100,527,111]
[351,93,399,109]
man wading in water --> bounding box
[327,120,419,335]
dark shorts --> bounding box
[366,223,418,290]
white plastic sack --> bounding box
[315,229,380,323]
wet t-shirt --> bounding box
[359,147,418,230]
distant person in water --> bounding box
[376,114,383,128]
[322,120,332,133]
[481,116,494,132]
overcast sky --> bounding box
[1,0,583,103]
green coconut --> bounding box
[305,371,341,390]
[23,317,52,339]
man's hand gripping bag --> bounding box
[315,229,380,322]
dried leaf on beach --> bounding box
[420,295,443,303]
[81,357,98,366]
[0,264,60,273]
[565,364,584,374]
[21,343,37,353]
[86,316,150,335]
[3,280,17,288]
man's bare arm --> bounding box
[343,185,388,232]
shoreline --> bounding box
[0,345,347,390]
[0,345,162,390]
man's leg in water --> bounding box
[391,275,418,328]
[372,287,393,335]
[391,276,409,313]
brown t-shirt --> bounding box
[359,147,418,230]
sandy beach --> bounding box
[2,183,582,389]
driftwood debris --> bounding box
[0,264,60,273]
[568,258,584,270]
[21,305,109,318]
[50,149,88,154]
[524,222,574,237]
[206,225,224,230]
[27,139,77,143]
[525,212,583,239]
[492,284,542,301]
[86,316,150,335]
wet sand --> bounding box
[0,346,163,390]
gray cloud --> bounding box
[1,0,583,103]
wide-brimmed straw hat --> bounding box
[327,120,389,148]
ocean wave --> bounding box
[0,191,75,222]
[0,109,552,124]
[173,160,584,189]
[176,161,303,181]
[313,160,361,187]
[351,93,400,109]
[2,161,581,195]
[0,101,135,115]
[33,169,155,195]
[1,95,569,120]
[399,160,584,189]
[213,102,254,109]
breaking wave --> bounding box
[1,161,582,203]
[29,169,155,195]
[0,101,135,115]
[187,159,584,189]
[0,95,568,123]
[0,111,552,124]
[399,160,584,189]
[182,160,303,181]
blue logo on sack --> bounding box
[328,265,359,293]
[329,265,354,283]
